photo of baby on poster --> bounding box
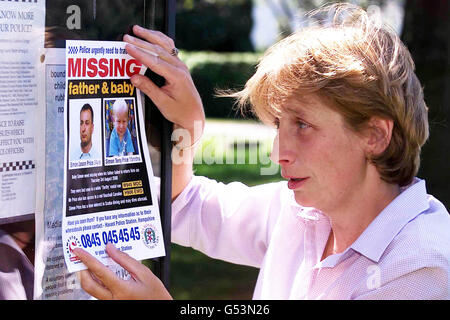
[104,98,141,160]
[62,40,165,273]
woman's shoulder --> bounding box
[384,194,450,268]
[410,194,449,254]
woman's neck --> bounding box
[321,178,400,260]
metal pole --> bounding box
[154,0,176,290]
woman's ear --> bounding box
[363,116,394,157]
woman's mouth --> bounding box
[287,177,309,190]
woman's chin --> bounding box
[293,192,314,208]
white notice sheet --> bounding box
[0,0,45,220]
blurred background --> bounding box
[166,0,450,299]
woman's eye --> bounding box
[297,121,309,129]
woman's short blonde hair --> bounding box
[232,3,429,187]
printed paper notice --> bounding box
[34,48,93,299]
[0,0,45,219]
[62,40,165,273]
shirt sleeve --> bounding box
[171,176,285,268]
[125,129,135,154]
[109,129,118,156]
[0,238,34,300]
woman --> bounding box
[74,4,449,299]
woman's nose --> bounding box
[270,130,296,166]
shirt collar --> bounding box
[297,207,326,221]
[350,178,430,263]
[80,152,91,159]
[290,178,430,265]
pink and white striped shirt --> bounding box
[171,176,449,299]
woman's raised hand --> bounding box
[124,25,202,199]
[123,25,205,136]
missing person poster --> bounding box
[62,40,165,273]
[0,0,45,219]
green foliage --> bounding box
[170,244,259,299]
[180,51,261,119]
[176,0,254,52]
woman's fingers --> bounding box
[123,25,205,135]
[123,34,186,70]
[74,245,173,300]
[105,244,168,297]
[78,269,113,300]
[130,74,175,115]
[125,43,180,83]
[131,25,175,53]
[104,243,146,281]
[73,247,123,294]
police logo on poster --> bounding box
[142,224,159,249]
[65,235,82,263]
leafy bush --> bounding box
[180,51,261,119]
